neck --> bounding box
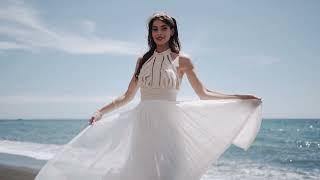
[156,44,170,53]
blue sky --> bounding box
[0,0,319,119]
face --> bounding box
[151,19,174,46]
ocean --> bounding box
[0,119,319,179]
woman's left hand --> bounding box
[235,94,262,101]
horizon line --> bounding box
[0,117,319,120]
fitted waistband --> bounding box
[140,88,178,101]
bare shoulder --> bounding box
[178,52,194,71]
[136,56,143,65]
[134,56,143,72]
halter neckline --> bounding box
[154,48,171,55]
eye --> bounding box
[152,28,158,32]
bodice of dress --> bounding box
[138,48,181,101]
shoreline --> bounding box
[0,164,39,180]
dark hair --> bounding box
[134,12,181,80]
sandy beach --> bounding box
[0,164,39,180]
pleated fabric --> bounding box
[35,97,262,180]
[35,48,263,179]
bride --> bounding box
[35,12,262,180]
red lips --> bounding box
[156,37,164,41]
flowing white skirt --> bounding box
[35,98,262,180]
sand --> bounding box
[0,164,39,180]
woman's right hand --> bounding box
[88,111,103,125]
[88,116,96,125]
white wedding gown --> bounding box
[35,49,263,180]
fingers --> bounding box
[237,95,262,101]
[239,95,254,99]
[253,96,263,101]
[251,96,262,100]
[88,110,103,126]
[253,95,262,100]
[88,117,96,125]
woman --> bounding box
[35,12,262,180]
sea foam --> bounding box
[0,140,61,160]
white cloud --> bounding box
[0,0,142,55]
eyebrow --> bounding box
[152,25,169,28]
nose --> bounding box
[156,31,162,36]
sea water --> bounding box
[0,119,319,179]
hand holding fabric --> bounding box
[235,94,262,101]
[88,111,103,125]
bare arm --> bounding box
[89,58,141,124]
[180,56,261,100]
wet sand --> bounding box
[0,164,39,180]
